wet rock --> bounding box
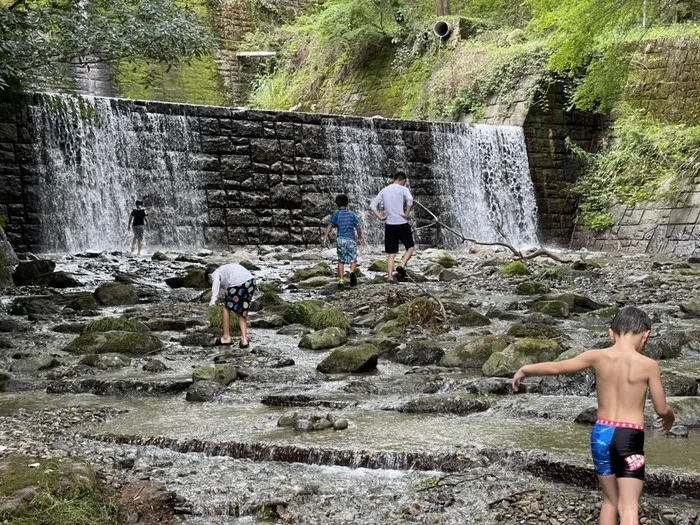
[84,316,150,333]
[586,306,620,320]
[373,319,402,336]
[459,377,512,395]
[368,259,387,272]
[47,377,191,396]
[179,329,220,347]
[143,359,169,372]
[482,338,561,377]
[249,313,286,328]
[12,259,55,285]
[540,348,596,396]
[393,339,445,366]
[276,324,312,336]
[680,300,700,317]
[532,300,570,318]
[291,262,332,282]
[423,263,445,277]
[9,296,62,316]
[79,353,131,370]
[439,269,462,282]
[30,271,82,288]
[440,335,509,368]
[308,308,351,331]
[645,337,682,360]
[507,322,563,340]
[668,425,689,438]
[450,307,490,327]
[185,379,225,402]
[164,276,185,288]
[252,290,285,309]
[515,281,550,295]
[297,276,334,288]
[661,372,698,397]
[151,251,169,261]
[192,364,238,386]
[574,405,598,425]
[0,337,13,349]
[240,367,325,385]
[396,395,491,415]
[282,300,322,325]
[63,331,164,356]
[9,354,58,373]
[317,343,379,374]
[142,318,189,331]
[498,261,530,276]
[299,327,347,350]
[0,318,28,332]
[93,282,139,306]
[277,411,298,427]
[65,294,100,311]
[522,312,558,325]
[333,418,349,430]
[313,418,333,430]
[345,374,444,395]
[0,228,18,288]
[294,419,313,431]
[655,397,700,428]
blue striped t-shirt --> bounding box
[330,209,360,240]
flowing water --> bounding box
[30,94,208,252]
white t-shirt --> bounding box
[370,183,414,225]
[209,263,253,306]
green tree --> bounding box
[0,0,215,91]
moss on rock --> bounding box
[84,316,150,333]
[498,261,530,276]
[64,331,164,356]
[282,301,321,326]
[291,262,332,282]
[308,308,351,332]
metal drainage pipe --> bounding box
[433,21,452,41]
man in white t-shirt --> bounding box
[370,172,415,282]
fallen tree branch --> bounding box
[402,272,447,325]
[416,473,491,493]
[414,201,568,263]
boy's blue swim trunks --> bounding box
[590,418,645,480]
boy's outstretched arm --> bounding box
[512,350,597,392]
[648,361,675,432]
[322,224,332,247]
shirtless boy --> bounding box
[511,306,675,525]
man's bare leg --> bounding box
[387,253,397,281]
[597,475,619,525]
[401,247,414,269]
[221,306,231,343]
[238,315,248,346]
[617,478,643,525]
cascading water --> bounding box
[324,119,538,250]
[431,123,539,249]
[31,94,207,253]
[324,119,408,247]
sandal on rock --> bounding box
[239,340,250,349]
[214,337,233,346]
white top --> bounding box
[370,183,414,225]
[209,263,254,306]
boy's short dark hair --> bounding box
[204,265,217,284]
[335,194,349,207]
[136,200,144,206]
[394,172,407,182]
[610,306,652,335]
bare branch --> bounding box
[487,489,537,508]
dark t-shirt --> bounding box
[131,209,147,226]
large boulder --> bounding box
[30,271,82,288]
[644,336,682,360]
[680,300,700,317]
[317,343,378,374]
[192,364,238,386]
[439,335,509,368]
[79,353,131,370]
[532,300,570,318]
[283,300,322,326]
[12,259,55,285]
[498,261,530,276]
[507,322,563,340]
[299,327,347,350]
[185,380,225,402]
[84,317,150,333]
[63,331,163,356]
[9,354,58,373]
[392,340,445,366]
[396,395,491,415]
[93,282,139,306]
[515,281,550,295]
[660,372,698,397]
[65,294,100,311]
[450,307,490,327]
[291,263,332,282]
[645,397,700,428]
[482,338,561,377]
[248,313,286,329]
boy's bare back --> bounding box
[589,346,666,427]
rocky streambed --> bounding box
[0,246,699,524]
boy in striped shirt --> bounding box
[323,194,363,287]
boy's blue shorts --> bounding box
[336,238,357,264]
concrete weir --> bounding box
[85,432,700,498]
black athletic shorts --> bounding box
[591,419,645,480]
[385,223,415,254]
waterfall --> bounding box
[324,119,538,250]
[430,123,539,249]
[31,94,207,253]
